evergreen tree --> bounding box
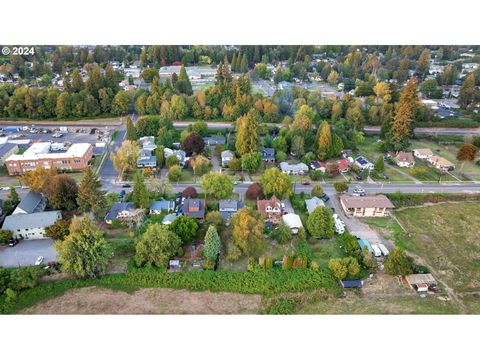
[125,115,137,141]
[132,170,151,209]
[176,64,193,95]
[231,53,237,73]
[240,53,248,73]
[235,110,259,156]
[374,155,385,173]
[203,225,221,261]
[458,73,475,109]
[77,167,106,218]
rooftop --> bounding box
[3,210,62,230]
[7,142,91,162]
[13,191,46,214]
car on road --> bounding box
[8,239,19,247]
[302,181,311,185]
[352,187,366,196]
[35,256,44,265]
[52,132,63,138]
[122,184,131,188]
[233,181,238,185]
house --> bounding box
[150,199,175,215]
[105,202,135,224]
[0,143,19,166]
[221,150,234,167]
[340,195,395,217]
[282,213,303,234]
[354,156,374,170]
[337,159,350,173]
[305,196,325,214]
[413,148,433,160]
[428,155,455,171]
[12,191,46,215]
[138,136,157,152]
[395,151,415,168]
[164,148,186,167]
[260,148,275,164]
[2,210,62,240]
[182,198,205,219]
[137,149,157,168]
[5,142,93,175]
[162,213,179,225]
[219,199,243,220]
[341,279,363,289]
[257,195,282,223]
[310,161,327,173]
[203,137,225,146]
[279,162,309,175]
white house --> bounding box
[164,148,186,167]
[394,151,415,168]
[2,211,62,240]
[354,156,374,170]
[279,162,309,175]
[413,148,433,160]
[282,213,303,234]
[221,150,234,167]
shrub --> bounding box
[265,298,297,314]
[182,186,197,198]
[311,184,324,197]
[0,230,13,244]
[334,181,349,193]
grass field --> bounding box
[364,202,480,295]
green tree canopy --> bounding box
[135,223,182,268]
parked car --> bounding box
[320,194,330,202]
[302,181,311,185]
[8,239,19,247]
[352,187,366,196]
[122,184,131,188]
[35,256,44,265]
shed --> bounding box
[282,213,303,234]
[341,279,363,288]
[405,273,437,290]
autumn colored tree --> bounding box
[182,186,197,198]
[45,174,79,211]
[327,70,339,85]
[19,167,57,193]
[457,143,477,172]
[389,78,419,150]
[415,48,430,78]
[181,132,205,156]
[246,182,264,200]
[260,167,292,199]
[373,82,392,103]
[167,165,182,182]
[458,73,476,109]
[111,140,140,180]
[292,105,315,133]
[316,120,332,160]
[190,155,210,177]
[235,111,259,156]
[231,207,265,256]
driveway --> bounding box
[0,239,56,268]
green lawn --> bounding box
[356,136,382,159]
[403,162,456,182]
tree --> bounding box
[0,230,13,244]
[125,115,137,141]
[176,65,193,95]
[169,216,198,244]
[235,111,259,156]
[200,172,233,199]
[77,167,106,218]
[458,73,476,109]
[373,82,392,103]
[457,143,477,162]
[231,208,265,256]
[182,186,197,198]
[241,151,262,173]
[205,211,225,228]
[112,90,130,116]
[260,167,292,199]
[328,257,360,280]
[45,174,79,211]
[167,165,182,182]
[271,221,292,244]
[374,155,385,173]
[341,232,360,257]
[316,121,332,160]
[306,206,334,238]
[246,183,264,200]
[111,140,140,180]
[420,79,442,99]
[240,53,248,73]
[132,171,150,209]
[390,78,419,150]
[334,181,349,193]
[191,120,208,136]
[203,225,221,261]
[19,167,57,193]
[181,132,205,156]
[361,248,377,272]
[311,184,324,197]
[416,48,430,78]
[155,145,165,168]
[166,154,180,168]
[8,187,19,204]
[169,94,188,120]
[45,220,70,241]
[327,70,339,85]
[190,155,210,177]
[384,248,414,276]
[54,216,112,279]
[135,223,182,268]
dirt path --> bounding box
[22,286,263,315]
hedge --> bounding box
[0,268,341,314]
[385,192,480,208]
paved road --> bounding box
[364,125,480,136]
[0,239,56,268]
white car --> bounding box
[352,187,366,196]
[34,256,44,265]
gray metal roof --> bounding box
[105,202,134,221]
[2,211,62,230]
[13,191,46,214]
[0,143,18,158]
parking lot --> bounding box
[0,239,56,268]
[2,126,112,145]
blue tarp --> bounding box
[357,239,373,252]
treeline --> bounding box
[0,64,129,119]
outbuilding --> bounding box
[282,213,303,234]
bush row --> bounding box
[385,192,480,208]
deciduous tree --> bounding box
[111,140,140,180]
[200,172,233,199]
[132,170,151,209]
[135,223,182,268]
[306,206,334,239]
[169,216,198,244]
[231,207,265,256]
[260,167,292,199]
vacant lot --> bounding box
[22,286,262,314]
[365,202,480,297]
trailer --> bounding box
[378,244,390,256]
[371,244,382,257]
[357,239,373,253]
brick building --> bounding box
[5,142,93,175]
